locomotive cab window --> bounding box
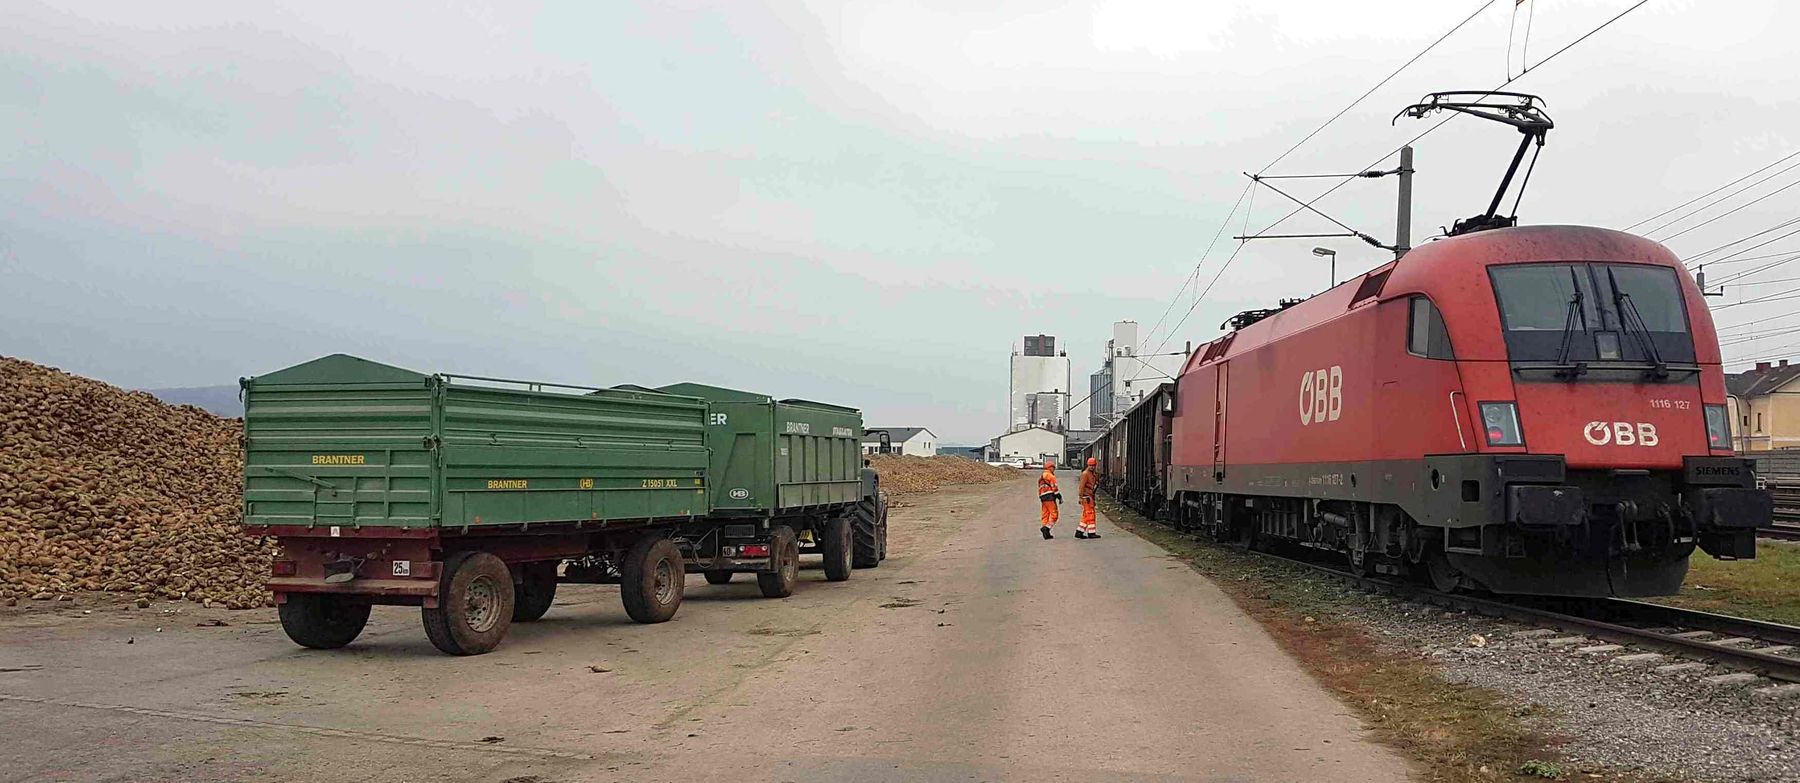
[1407,297,1455,359]
[1488,262,1695,366]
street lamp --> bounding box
[1312,246,1337,288]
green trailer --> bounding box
[655,384,888,593]
[241,355,885,656]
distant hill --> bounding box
[145,385,243,418]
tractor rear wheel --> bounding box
[852,496,888,568]
[821,515,852,582]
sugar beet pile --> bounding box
[0,357,274,608]
[866,454,1017,495]
[0,357,1014,607]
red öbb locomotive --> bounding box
[1095,224,1773,597]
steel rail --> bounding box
[1240,546,1800,684]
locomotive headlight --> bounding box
[1703,404,1730,450]
[1479,402,1524,447]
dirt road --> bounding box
[0,475,1410,782]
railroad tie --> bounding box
[1611,653,1663,665]
[1752,683,1800,700]
[1700,672,1763,687]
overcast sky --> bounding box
[3,1,1797,442]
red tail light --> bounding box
[739,544,770,558]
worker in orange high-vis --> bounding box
[1038,460,1061,539]
[1075,457,1100,539]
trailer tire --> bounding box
[703,570,734,585]
[621,537,684,624]
[852,496,888,568]
[821,515,853,582]
[512,561,558,622]
[757,526,799,598]
[422,551,514,656]
[277,594,371,650]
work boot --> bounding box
[1074,530,1087,539]
[1041,526,1053,540]
[1087,532,1101,539]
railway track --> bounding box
[1245,545,1800,685]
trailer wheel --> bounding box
[703,570,734,585]
[757,526,799,598]
[512,561,559,622]
[852,496,887,568]
[422,551,514,656]
[621,537,684,624]
[277,593,371,650]
[821,515,853,582]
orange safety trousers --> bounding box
[1040,499,1059,527]
[1079,498,1097,534]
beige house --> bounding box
[1725,360,1800,452]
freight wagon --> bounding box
[240,355,888,655]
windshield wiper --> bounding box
[1606,266,1670,380]
[1552,267,1588,380]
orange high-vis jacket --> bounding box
[1078,468,1098,501]
[1038,469,1059,502]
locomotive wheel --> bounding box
[1423,548,1464,593]
[703,570,734,585]
[422,551,514,656]
[621,537,684,624]
[278,593,371,650]
[820,515,853,582]
[512,561,558,622]
[757,526,800,598]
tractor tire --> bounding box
[512,561,559,622]
[703,570,734,585]
[757,526,799,598]
[422,551,514,656]
[852,496,888,568]
[621,537,684,624]
[820,515,852,582]
[277,593,371,650]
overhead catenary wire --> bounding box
[1140,181,1255,353]
[1648,168,1800,242]
[1683,217,1800,268]
[1256,0,1497,177]
[1626,149,1800,232]
[1140,0,1500,359]
[1243,0,1652,243]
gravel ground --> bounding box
[1340,595,1800,783]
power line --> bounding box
[1257,0,1497,176]
[1244,0,1652,242]
[1142,182,1255,352]
[1650,169,1800,242]
[1685,218,1800,267]
[1708,252,1800,288]
[1713,284,1800,310]
[1627,149,1800,232]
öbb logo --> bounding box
[1583,421,1659,447]
[1298,366,1343,426]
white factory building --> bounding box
[989,425,1066,466]
[1089,320,1189,430]
[1009,334,1071,432]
